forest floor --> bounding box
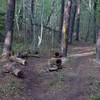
[0,42,100,100]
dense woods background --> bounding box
[0,0,100,55]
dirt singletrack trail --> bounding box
[2,43,100,100]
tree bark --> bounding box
[68,2,77,44]
[2,0,16,57]
[61,0,72,57]
[96,27,100,60]
[93,0,98,43]
[76,1,80,41]
[10,56,26,65]
[59,0,65,43]
[31,0,35,33]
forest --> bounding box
[0,0,100,100]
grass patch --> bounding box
[0,74,23,99]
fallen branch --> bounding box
[10,56,26,65]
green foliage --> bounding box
[0,11,5,31]
[0,1,7,43]
[0,11,5,42]
[0,0,7,12]
[0,0,7,35]
[91,93,100,100]
[0,0,100,52]
[96,0,100,24]
[0,47,2,54]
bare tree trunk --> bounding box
[59,0,65,43]
[31,0,35,33]
[85,16,91,42]
[76,1,80,41]
[68,2,77,44]
[31,0,34,16]
[96,27,100,60]
[61,0,72,57]
[93,0,98,43]
[2,0,16,57]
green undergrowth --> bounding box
[91,80,100,100]
[0,44,3,55]
[91,93,100,100]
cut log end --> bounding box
[53,52,63,58]
[12,69,24,78]
[48,58,63,71]
[34,51,39,55]
[49,65,58,72]
[17,71,24,78]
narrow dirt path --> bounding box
[16,44,100,100]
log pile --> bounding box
[1,50,40,78]
[3,63,24,78]
[48,52,63,71]
[2,56,25,78]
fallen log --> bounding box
[28,54,40,58]
[16,51,40,59]
[10,56,26,65]
[48,58,62,71]
[3,63,24,78]
[16,52,28,59]
[12,68,24,78]
[28,51,40,58]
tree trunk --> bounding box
[96,27,100,60]
[76,1,80,41]
[2,0,16,57]
[85,16,91,42]
[93,0,98,43]
[61,0,72,57]
[31,0,35,33]
[59,0,65,43]
[68,2,77,44]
